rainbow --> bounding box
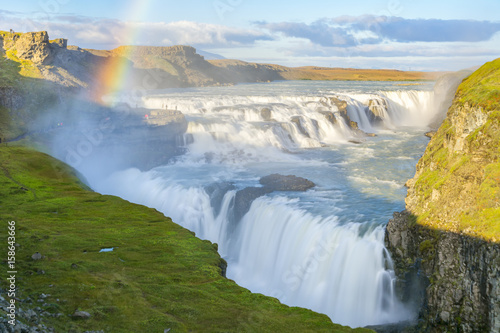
[94,0,152,105]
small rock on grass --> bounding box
[72,310,91,320]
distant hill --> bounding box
[0,30,445,101]
[197,49,226,60]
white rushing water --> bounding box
[92,81,435,327]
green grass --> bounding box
[0,48,64,141]
[5,49,43,79]
[0,52,24,88]
[0,104,26,140]
[457,58,500,110]
[0,30,44,80]
[0,145,370,332]
[0,30,22,38]
[408,58,500,241]
[0,54,27,139]
[458,162,500,240]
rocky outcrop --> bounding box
[232,186,274,223]
[386,59,500,332]
[209,59,286,83]
[320,97,348,123]
[1,30,442,98]
[3,33,221,91]
[291,116,310,137]
[386,211,500,332]
[51,38,68,48]
[2,32,285,93]
[113,45,221,88]
[13,31,53,65]
[260,107,273,121]
[205,174,315,227]
[320,97,348,115]
[0,289,57,333]
[319,111,337,126]
[318,97,368,137]
[204,182,236,217]
[2,31,112,90]
[259,173,315,191]
[367,99,386,126]
[231,174,315,223]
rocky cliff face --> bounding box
[387,211,500,332]
[1,31,289,93]
[112,45,217,87]
[2,30,439,101]
[111,46,292,88]
[386,58,500,332]
[209,59,287,83]
[1,31,108,90]
[13,31,53,65]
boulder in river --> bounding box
[231,174,315,223]
[259,173,315,191]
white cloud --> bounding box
[0,12,272,49]
[134,21,271,47]
[1,10,498,71]
[257,16,500,47]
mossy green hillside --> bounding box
[1,30,43,79]
[4,48,43,79]
[407,59,500,241]
[0,47,66,142]
[0,104,26,141]
[456,58,500,110]
[0,145,370,332]
[0,52,24,88]
[0,52,27,139]
[0,31,22,38]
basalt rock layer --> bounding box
[386,58,500,332]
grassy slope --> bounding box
[456,58,500,110]
[4,49,43,79]
[0,145,370,332]
[0,53,61,141]
[0,31,43,80]
[407,58,500,241]
[0,51,22,88]
[0,50,26,140]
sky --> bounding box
[1,0,499,71]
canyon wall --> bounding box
[386,58,500,332]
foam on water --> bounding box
[92,81,435,327]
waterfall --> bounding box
[93,169,411,327]
[89,81,436,328]
[94,166,412,327]
[380,90,436,128]
[137,89,435,155]
[230,196,408,327]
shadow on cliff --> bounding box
[385,210,500,333]
[1,52,182,178]
[0,55,67,141]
